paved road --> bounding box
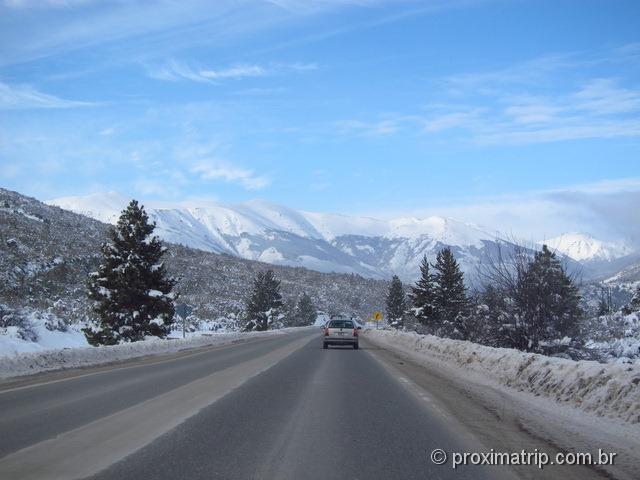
[0,330,313,459]
[0,329,506,479]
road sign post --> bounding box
[373,311,382,329]
[175,303,193,339]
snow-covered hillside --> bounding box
[48,192,515,281]
[1,188,388,328]
[540,232,634,262]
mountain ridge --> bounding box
[0,187,388,323]
[539,232,634,262]
[48,192,515,281]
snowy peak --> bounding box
[46,192,502,281]
[386,215,489,246]
[299,211,386,240]
[48,193,491,245]
[48,191,636,282]
[540,233,633,262]
[234,200,324,239]
[50,191,132,225]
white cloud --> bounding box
[336,118,401,136]
[334,45,640,145]
[3,0,97,7]
[573,78,640,115]
[190,159,270,190]
[200,64,266,80]
[0,80,95,109]
[149,60,317,83]
[473,119,640,146]
[502,99,561,124]
[437,48,640,145]
[422,109,483,132]
[391,178,640,243]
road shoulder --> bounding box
[363,336,636,480]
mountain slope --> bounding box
[1,188,388,324]
[540,233,634,262]
[48,192,523,282]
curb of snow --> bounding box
[364,329,640,424]
[0,329,302,380]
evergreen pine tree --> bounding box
[84,200,175,345]
[295,292,318,326]
[432,247,469,339]
[410,255,436,330]
[515,245,582,352]
[281,297,297,327]
[472,284,508,346]
[386,275,406,329]
[244,269,284,331]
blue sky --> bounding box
[1,0,639,238]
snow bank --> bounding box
[364,329,640,424]
[0,322,88,356]
[0,329,295,380]
[0,307,90,356]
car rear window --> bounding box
[328,320,354,329]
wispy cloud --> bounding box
[422,109,484,132]
[99,127,115,136]
[469,77,640,145]
[381,177,640,243]
[191,159,270,190]
[436,46,640,144]
[2,0,98,7]
[0,80,95,109]
[148,60,317,83]
[573,78,640,115]
[336,118,402,136]
[335,45,640,146]
[200,64,267,80]
[150,61,266,83]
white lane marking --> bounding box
[0,334,301,394]
[0,335,313,480]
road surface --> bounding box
[0,329,613,479]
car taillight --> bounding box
[324,328,329,336]
[353,328,358,337]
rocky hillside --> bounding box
[0,188,388,325]
[49,192,545,283]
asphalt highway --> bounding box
[0,328,591,480]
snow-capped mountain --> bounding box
[0,187,388,324]
[539,233,634,262]
[49,192,516,282]
[54,192,640,282]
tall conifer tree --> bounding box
[410,255,436,329]
[386,275,407,328]
[432,247,468,338]
[244,269,283,331]
[84,200,175,345]
[295,292,318,326]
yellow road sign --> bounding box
[373,311,383,321]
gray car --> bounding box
[323,319,359,349]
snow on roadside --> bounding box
[0,322,89,356]
[364,329,640,424]
[0,307,90,357]
[0,328,306,380]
